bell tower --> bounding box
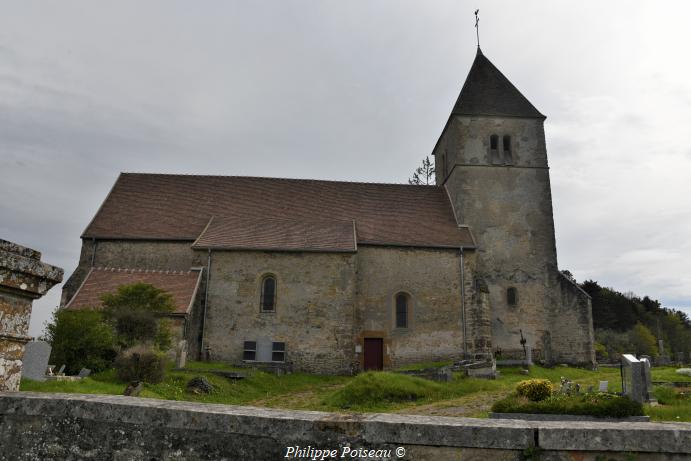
[433,47,594,365]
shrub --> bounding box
[43,309,116,375]
[492,392,644,418]
[325,372,443,409]
[114,346,167,384]
[102,283,175,350]
[516,379,553,402]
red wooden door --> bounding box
[363,338,383,371]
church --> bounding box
[61,47,595,374]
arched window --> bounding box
[395,293,409,328]
[490,134,500,164]
[260,275,277,312]
[507,287,518,306]
[503,135,513,164]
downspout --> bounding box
[200,249,212,361]
[460,247,468,360]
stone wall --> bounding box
[1,392,689,460]
[549,272,596,365]
[0,240,62,391]
[434,115,593,364]
[61,239,202,306]
[204,251,357,374]
[355,246,474,368]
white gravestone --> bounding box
[21,341,52,382]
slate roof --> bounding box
[451,48,544,119]
[65,267,203,315]
[82,173,474,250]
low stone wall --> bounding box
[1,393,690,460]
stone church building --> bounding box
[62,48,595,374]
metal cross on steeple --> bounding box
[474,9,480,48]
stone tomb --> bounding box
[20,341,51,382]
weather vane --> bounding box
[474,9,480,48]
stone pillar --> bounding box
[0,239,63,392]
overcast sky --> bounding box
[2,1,690,336]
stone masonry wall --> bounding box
[0,240,62,391]
[61,239,203,307]
[204,251,357,374]
[549,272,596,365]
[435,115,593,364]
[355,246,467,368]
[1,392,689,460]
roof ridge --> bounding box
[119,172,441,188]
[93,266,192,275]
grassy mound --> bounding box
[325,372,444,410]
[492,392,643,418]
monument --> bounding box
[0,239,63,391]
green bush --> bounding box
[492,392,644,418]
[114,346,167,384]
[43,309,116,375]
[102,283,175,350]
[325,372,443,409]
[516,379,553,402]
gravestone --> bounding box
[639,357,654,402]
[621,354,653,403]
[20,341,51,382]
[676,351,685,363]
[57,364,66,376]
[598,381,608,392]
[77,368,91,378]
[175,340,188,369]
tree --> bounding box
[408,156,435,185]
[101,283,175,350]
[44,309,116,375]
[629,323,657,357]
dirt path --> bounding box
[394,389,512,418]
[248,383,347,410]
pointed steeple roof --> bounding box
[451,48,545,119]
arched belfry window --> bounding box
[490,134,500,164]
[260,275,277,312]
[503,135,513,164]
[395,293,409,328]
[507,287,518,306]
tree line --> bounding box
[574,275,691,361]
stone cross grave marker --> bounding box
[21,341,51,382]
[175,340,188,369]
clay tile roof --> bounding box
[83,174,474,250]
[451,48,545,119]
[65,267,203,315]
[193,216,356,252]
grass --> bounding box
[18,362,691,422]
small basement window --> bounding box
[243,341,257,361]
[507,287,518,306]
[272,342,286,362]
